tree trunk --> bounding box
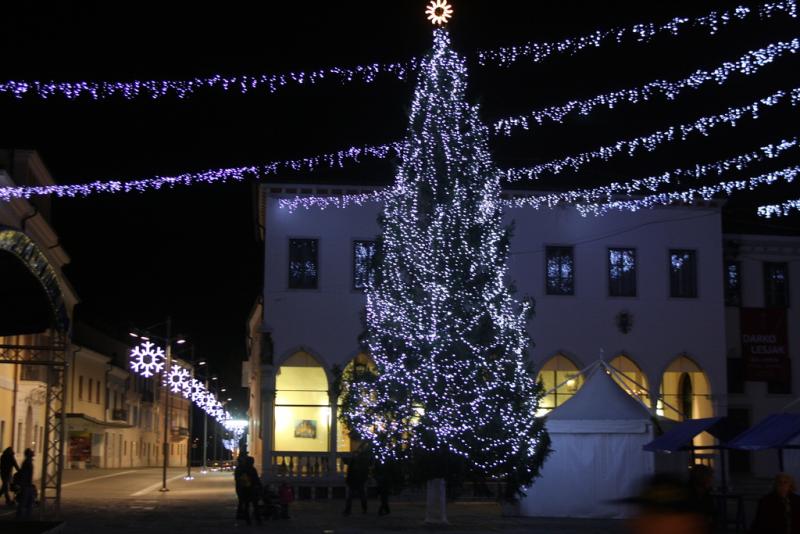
[425,478,448,524]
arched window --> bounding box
[336,353,376,453]
[535,354,584,416]
[609,355,651,408]
[658,356,712,421]
[274,352,330,452]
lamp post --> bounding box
[197,360,211,474]
[184,347,195,481]
[129,317,186,493]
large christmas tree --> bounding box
[340,27,549,519]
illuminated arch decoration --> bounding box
[336,353,378,452]
[0,228,70,332]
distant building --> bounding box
[0,150,191,491]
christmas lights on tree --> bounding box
[339,28,550,507]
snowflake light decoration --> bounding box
[129,341,166,378]
[426,0,453,25]
[187,378,207,402]
[165,364,190,394]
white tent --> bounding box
[519,362,655,518]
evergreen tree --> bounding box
[340,28,550,505]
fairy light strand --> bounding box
[758,198,800,217]
[492,37,800,135]
[477,0,797,67]
[574,165,800,216]
[0,1,795,100]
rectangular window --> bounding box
[88,378,93,403]
[725,261,742,307]
[670,249,698,298]
[608,248,636,297]
[764,262,790,308]
[96,381,101,404]
[106,387,110,409]
[727,358,745,394]
[545,246,575,295]
[288,238,319,289]
[353,240,376,290]
[78,376,83,400]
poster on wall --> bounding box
[68,432,91,462]
[294,420,317,439]
[740,307,789,383]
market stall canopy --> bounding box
[726,413,800,451]
[643,417,733,452]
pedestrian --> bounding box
[373,460,392,516]
[343,452,369,516]
[15,448,35,520]
[1,447,19,506]
[234,455,262,525]
[750,472,800,534]
[278,481,294,519]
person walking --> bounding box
[750,472,800,534]
[343,452,369,516]
[15,448,35,519]
[234,455,262,525]
[0,447,19,506]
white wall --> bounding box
[263,188,727,415]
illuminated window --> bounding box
[545,246,574,295]
[288,239,319,289]
[536,354,583,416]
[609,248,636,297]
[608,355,650,408]
[274,352,330,452]
[353,241,376,290]
[670,250,697,298]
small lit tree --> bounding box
[339,27,550,523]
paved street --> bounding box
[0,467,634,533]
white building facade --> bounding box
[248,184,799,480]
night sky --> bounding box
[2,1,799,412]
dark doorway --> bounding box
[727,408,752,474]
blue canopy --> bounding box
[643,417,728,452]
[726,413,800,451]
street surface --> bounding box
[1,467,632,533]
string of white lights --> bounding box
[0,142,403,201]
[0,60,420,100]
[503,136,800,210]
[1,40,798,201]
[279,90,800,212]
[504,88,800,181]
[758,198,800,217]
[492,38,800,135]
[478,0,797,67]
[1,2,794,100]
[574,165,800,216]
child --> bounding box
[278,481,294,519]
